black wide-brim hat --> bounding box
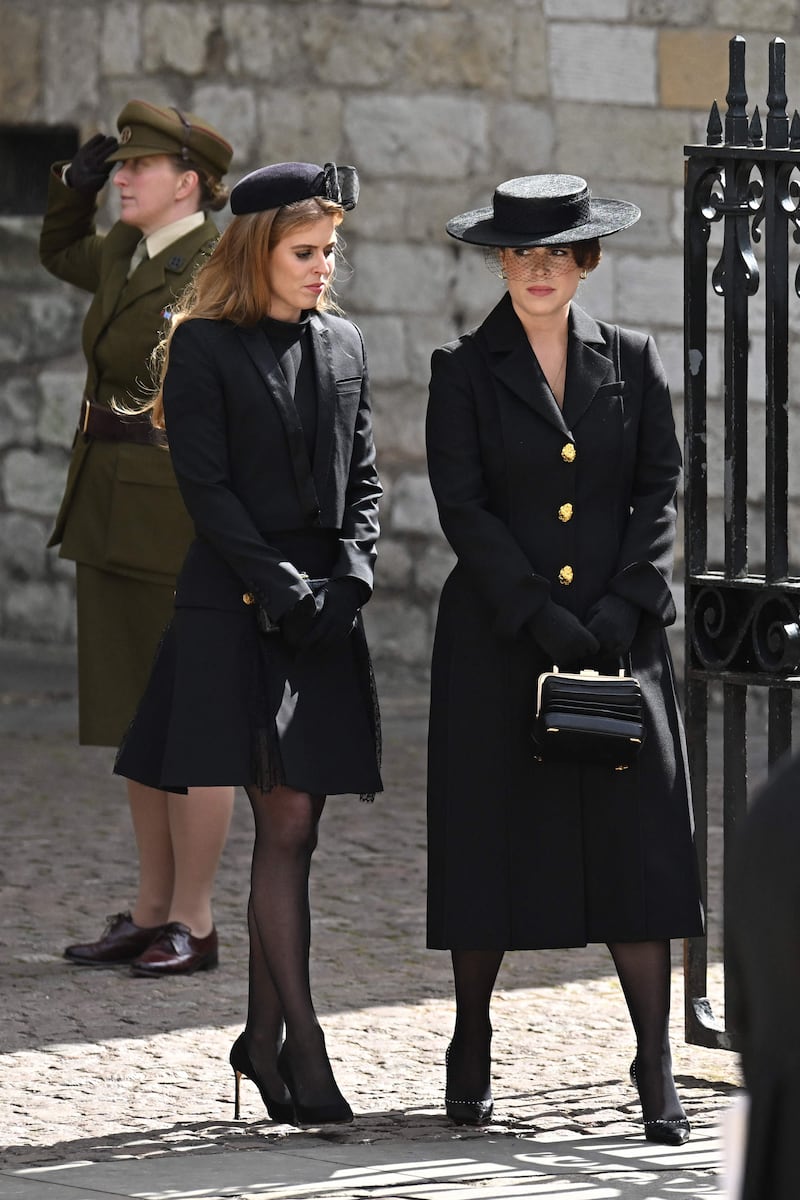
[446,173,640,247]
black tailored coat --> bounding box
[727,752,800,1200]
[114,311,382,798]
[164,314,380,619]
[426,294,703,950]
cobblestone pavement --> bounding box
[0,643,742,1193]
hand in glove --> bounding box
[300,578,364,653]
[66,133,119,194]
[585,594,640,657]
[278,591,319,651]
[528,600,599,666]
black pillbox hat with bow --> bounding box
[230,161,360,215]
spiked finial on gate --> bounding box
[706,100,723,146]
[790,110,800,150]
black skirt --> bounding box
[114,532,382,798]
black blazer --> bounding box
[163,312,380,621]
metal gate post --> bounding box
[684,35,800,1049]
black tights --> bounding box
[449,941,684,1121]
[607,939,684,1122]
[243,785,346,1107]
[447,949,503,1102]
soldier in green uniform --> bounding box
[40,100,237,975]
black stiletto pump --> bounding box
[277,1044,354,1125]
[630,1057,690,1146]
[444,1042,494,1126]
[229,1033,295,1124]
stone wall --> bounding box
[2,0,800,667]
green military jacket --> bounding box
[39,169,219,584]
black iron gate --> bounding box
[684,35,800,1049]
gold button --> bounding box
[561,442,576,463]
[558,565,574,586]
[558,502,573,523]
[242,592,255,605]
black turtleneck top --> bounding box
[261,311,317,460]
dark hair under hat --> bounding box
[230,161,360,216]
[446,174,640,248]
[106,100,233,179]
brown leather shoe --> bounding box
[64,912,164,967]
[130,922,218,977]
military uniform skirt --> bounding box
[114,533,382,798]
[75,563,176,748]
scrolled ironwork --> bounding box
[689,583,800,675]
[688,166,724,248]
[690,585,749,669]
[769,162,800,294]
[751,596,800,671]
[710,161,762,296]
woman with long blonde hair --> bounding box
[116,162,382,1125]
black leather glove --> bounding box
[66,133,119,194]
[585,594,641,657]
[300,578,364,653]
[278,591,319,651]
[528,600,599,666]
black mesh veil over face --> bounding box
[483,244,580,280]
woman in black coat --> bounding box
[426,175,703,1142]
[115,162,382,1125]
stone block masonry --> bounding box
[1,1,797,667]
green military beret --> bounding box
[106,99,233,180]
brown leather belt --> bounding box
[79,398,167,447]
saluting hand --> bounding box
[67,133,119,194]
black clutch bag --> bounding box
[532,665,644,770]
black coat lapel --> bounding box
[478,293,571,436]
[308,314,338,501]
[236,325,321,524]
[564,304,618,429]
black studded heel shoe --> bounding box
[445,1042,494,1126]
[229,1033,295,1124]
[630,1057,690,1146]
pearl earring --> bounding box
[579,269,588,280]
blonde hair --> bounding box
[148,197,344,428]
